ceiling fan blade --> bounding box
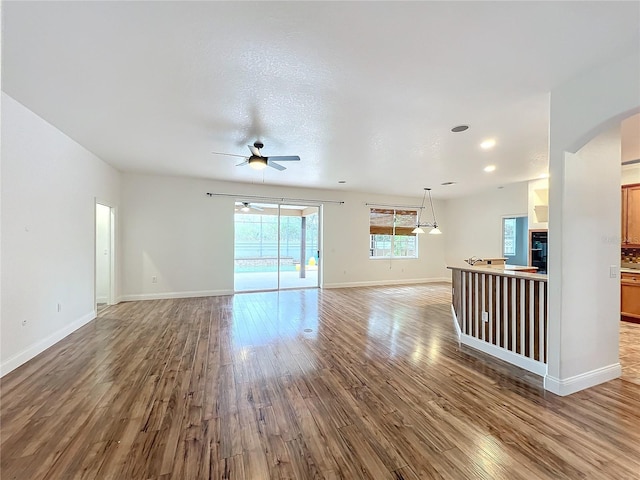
[212,151,248,158]
[236,160,248,166]
[267,155,300,162]
[248,145,261,156]
[269,162,286,171]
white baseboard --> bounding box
[96,295,108,304]
[459,332,548,377]
[544,363,622,396]
[451,304,462,338]
[323,277,451,289]
[119,289,234,301]
[1,311,96,377]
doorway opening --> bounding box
[95,202,115,312]
[234,202,320,292]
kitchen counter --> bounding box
[448,264,547,281]
[621,267,640,322]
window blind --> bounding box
[369,208,417,236]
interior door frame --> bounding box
[95,200,116,310]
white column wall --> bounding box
[546,52,640,395]
[120,173,449,300]
[1,93,122,375]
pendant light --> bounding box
[412,188,442,235]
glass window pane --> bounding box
[369,208,418,259]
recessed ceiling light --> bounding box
[484,165,496,172]
[338,180,346,184]
[451,125,469,133]
[480,139,496,149]
[441,181,457,186]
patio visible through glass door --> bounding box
[234,202,320,292]
[279,205,319,289]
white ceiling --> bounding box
[2,1,639,198]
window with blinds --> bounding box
[369,208,418,258]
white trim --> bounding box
[94,200,117,309]
[451,304,462,338]
[119,289,234,301]
[544,363,622,396]
[1,311,96,377]
[459,332,548,377]
[323,277,451,289]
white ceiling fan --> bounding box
[213,141,300,171]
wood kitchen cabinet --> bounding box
[621,184,640,246]
[621,271,640,321]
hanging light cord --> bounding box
[417,188,427,225]
[428,189,437,226]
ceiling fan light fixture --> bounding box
[248,157,268,170]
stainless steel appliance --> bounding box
[530,230,548,274]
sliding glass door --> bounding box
[234,202,320,292]
[279,205,319,289]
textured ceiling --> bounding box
[2,1,639,198]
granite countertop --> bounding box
[621,267,640,274]
[447,264,547,281]
[499,265,538,271]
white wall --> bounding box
[621,113,640,163]
[442,182,528,266]
[1,94,121,375]
[556,127,621,380]
[547,51,639,395]
[120,173,449,299]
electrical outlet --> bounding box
[482,311,489,322]
[152,276,158,283]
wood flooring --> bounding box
[1,284,640,479]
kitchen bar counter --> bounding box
[448,264,549,375]
[448,264,547,281]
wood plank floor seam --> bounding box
[1,284,639,479]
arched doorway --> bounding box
[545,52,640,395]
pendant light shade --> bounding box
[413,187,442,235]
